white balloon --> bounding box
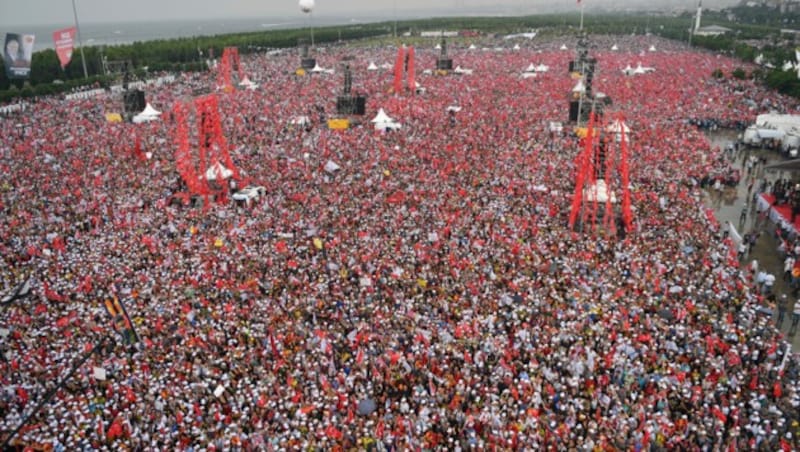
[299,0,314,13]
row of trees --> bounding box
[1,12,799,103]
[0,21,390,102]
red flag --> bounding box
[393,46,405,93]
[711,406,726,423]
[407,46,416,94]
[52,27,76,69]
[269,330,280,360]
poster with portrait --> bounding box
[4,33,35,79]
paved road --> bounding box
[705,129,800,348]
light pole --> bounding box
[70,0,89,78]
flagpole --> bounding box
[579,1,585,31]
[71,0,89,79]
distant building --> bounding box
[782,0,800,13]
[694,25,733,36]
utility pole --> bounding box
[71,0,89,78]
[1,336,113,448]
[393,0,398,38]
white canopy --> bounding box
[132,103,162,124]
[205,162,233,180]
[524,63,536,73]
[513,44,520,50]
[371,108,393,124]
[310,63,334,74]
[648,45,656,52]
[607,120,630,133]
[560,44,568,50]
[535,64,549,72]
[454,66,473,75]
[367,62,378,71]
[583,180,617,203]
[372,108,401,131]
[611,44,619,51]
[238,76,258,90]
[141,103,161,116]
[468,44,477,50]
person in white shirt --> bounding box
[785,255,795,282]
[763,272,775,295]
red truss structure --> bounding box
[171,94,240,202]
[218,47,243,89]
[568,112,634,236]
[392,46,416,94]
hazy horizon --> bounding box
[1,0,739,28]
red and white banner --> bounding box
[53,27,76,69]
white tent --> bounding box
[524,63,536,73]
[468,44,477,50]
[371,108,392,124]
[371,108,401,131]
[622,64,634,76]
[560,44,568,50]
[205,162,233,181]
[583,180,617,203]
[634,63,655,74]
[238,76,258,90]
[367,62,379,71]
[454,66,473,75]
[380,63,392,70]
[141,103,161,116]
[535,64,549,73]
[648,45,657,52]
[606,119,631,142]
[783,61,795,72]
[611,44,619,51]
[311,63,334,74]
[521,72,537,79]
[513,44,521,50]
[132,103,161,124]
[435,44,441,50]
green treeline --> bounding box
[1,13,799,103]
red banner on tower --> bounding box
[53,27,76,69]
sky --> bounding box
[0,0,739,27]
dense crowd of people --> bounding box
[1,34,800,450]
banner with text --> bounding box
[3,33,35,79]
[53,27,76,69]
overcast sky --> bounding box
[0,0,738,27]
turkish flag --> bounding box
[52,27,76,69]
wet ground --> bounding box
[704,129,800,348]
